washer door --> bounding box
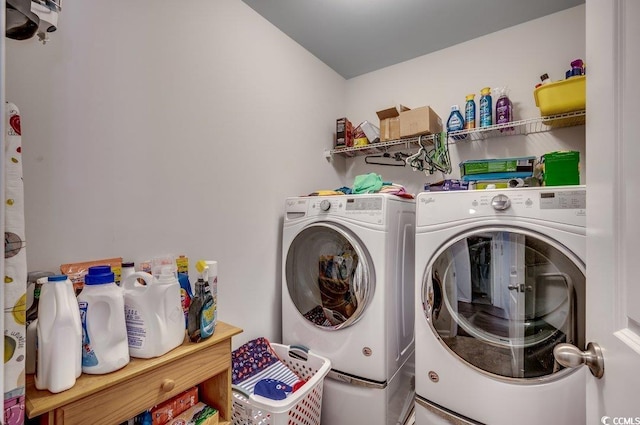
[285,222,374,330]
[422,226,585,381]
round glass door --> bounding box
[286,223,374,330]
[423,227,585,381]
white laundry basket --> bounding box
[231,343,331,425]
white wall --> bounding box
[5,0,346,346]
[343,5,586,195]
[5,2,586,347]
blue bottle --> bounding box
[479,87,492,127]
[464,94,476,130]
[447,105,466,140]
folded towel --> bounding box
[232,338,305,399]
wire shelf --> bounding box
[326,110,585,158]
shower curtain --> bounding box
[4,102,27,425]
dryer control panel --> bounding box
[286,196,386,225]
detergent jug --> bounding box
[77,265,130,374]
[35,275,82,393]
[122,265,185,358]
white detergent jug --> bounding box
[35,275,82,393]
[77,265,130,374]
[123,266,185,358]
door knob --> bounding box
[553,342,604,378]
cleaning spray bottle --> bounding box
[188,260,217,342]
[494,86,513,132]
[464,94,476,130]
[446,105,466,140]
[479,87,493,127]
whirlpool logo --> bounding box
[420,197,435,205]
[602,417,640,425]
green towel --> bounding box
[353,173,383,194]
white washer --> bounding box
[282,194,415,425]
[414,186,587,425]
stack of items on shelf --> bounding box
[121,386,219,425]
[446,85,514,139]
[335,104,443,149]
[335,117,380,151]
[459,156,537,189]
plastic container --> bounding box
[231,343,331,425]
[187,278,215,342]
[197,260,218,335]
[35,275,82,393]
[178,273,193,328]
[479,87,492,127]
[123,265,185,358]
[534,75,586,117]
[77,265,130,374]
[446,105,465,140]
[120,261,135,286]
[494,86,513,129]
[464,94,476,130]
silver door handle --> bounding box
[508,284,519,291]
[553,342,604,378]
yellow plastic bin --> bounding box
[534,76,585,126]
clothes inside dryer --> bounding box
[285,223,373,329]
[423,229,585,380]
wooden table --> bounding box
[26,321,242,425]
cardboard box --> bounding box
[399,106,443,138]
[460,156,536,176]
[376,105,409,141]
[151,386,199,425]
[336,117,353,148]
[167,402,218,425]
[542,151,580,186]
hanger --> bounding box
[406,133,452,175]
[365,151,409,166]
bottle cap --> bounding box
[465,94,475,101]
[48,275,68,282]
[481,87,491,95]
[85,265,115,285]
[122,262,135,268]
[570,59,583,68]
[540,73,549,82]
[451,105,459,111]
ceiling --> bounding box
[241,0,585,79]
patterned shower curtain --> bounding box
[4,102,27,425]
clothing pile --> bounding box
[308,173,414,198]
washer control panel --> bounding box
[491,194,511,211]
[417,187,586,227]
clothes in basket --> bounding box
[232,337,305,400]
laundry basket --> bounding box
[231,339,331,425]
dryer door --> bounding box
[422,226,585,381]
[285,222,374,330]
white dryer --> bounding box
[414,186,587,425]
[282,194,415,425]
